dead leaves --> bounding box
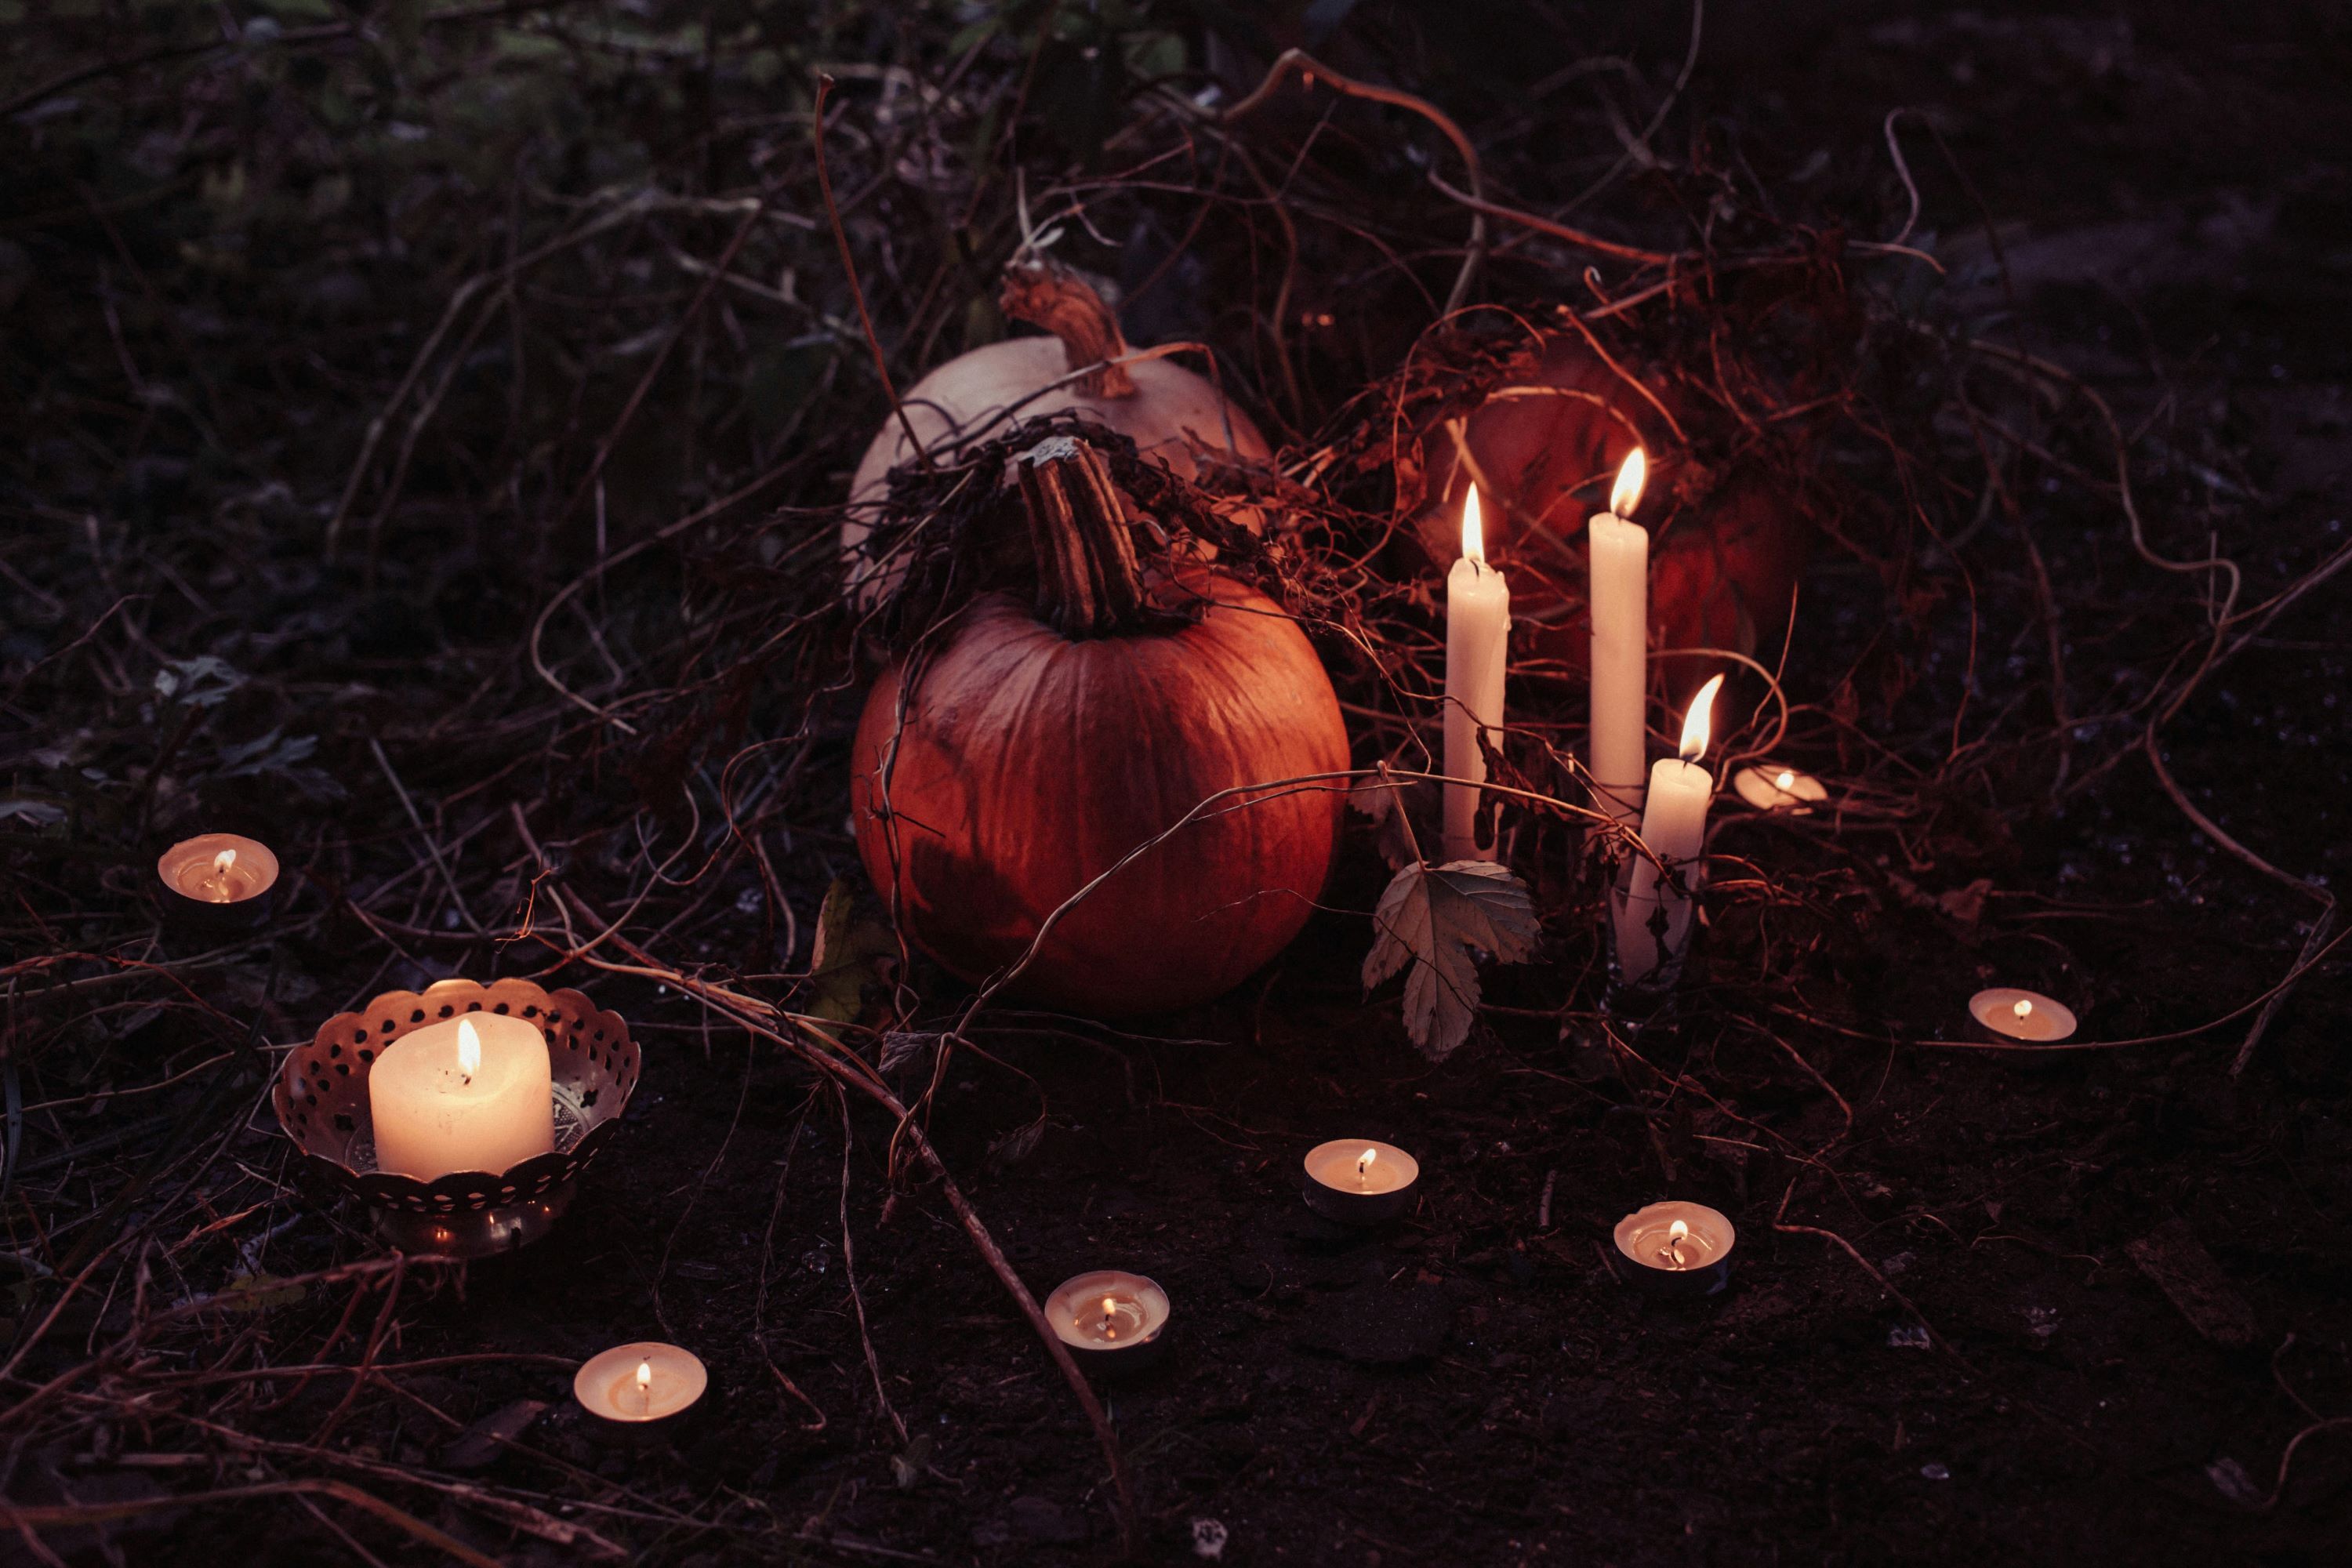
[806,879,897,1025]
[1362,859,1539,1060]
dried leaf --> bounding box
[985,1116,1045,1171]
[878,1031,938,1074]
[806,879,896,1024]
[890,1432,934,1489]
[439,1398,546,1472]
[1346,775,1423,872]
[216,1271,307,1313]
[2127,1218,2260,1348]
[1363,859,1538,1060]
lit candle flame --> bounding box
[213,848,237,875]
[1610,448,1646,519]
[1661,1217,1690,1268]
[1775,770,1795,792]
[1358,1148,1377,1176]
[636,1359,652,1391]
[1101,1296,1119,1339]
[2013,998,2034,1021]
[456,1018,481,1081]
[1678,674,1726,763]
[1461,484,1486,567]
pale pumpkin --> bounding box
[842,261,1268,601]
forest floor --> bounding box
[4,2,2350,1564]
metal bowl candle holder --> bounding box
[273,978,641,1260]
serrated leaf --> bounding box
[1363,860,1538,1061]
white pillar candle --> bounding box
[1613,673,1724,985]
[1588,451,1650,837]
[367,1014,553,1180]
[1443,485,1510,862]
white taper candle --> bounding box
[1613,673,1724,985]
[1588,450,1650,836]
[1443,485,1510,862]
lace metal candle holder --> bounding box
[274,978,641,1260]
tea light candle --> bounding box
[1588,450,1650,837]
[1613,673,1723,985]
[1301,1138,1421,1226]
[1732,765,1827,813]
[574,1341,707,1436]
[1046,1270,1171,1373]
[1612,1200,1736,1297]
[1969,987,2077,1044]
[366,1014,553,1181]
[156,833,279,927]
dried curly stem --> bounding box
[1000,260,1137,398]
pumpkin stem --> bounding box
[1016,436,1149,637]
[1000,261,1137,399]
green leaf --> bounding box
[1363,860,1538,1061]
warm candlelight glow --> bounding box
[456,1018,481,1081]
[575,1341,706,1426]
[1358,1148,1377,1175]
[212,848,237,875]
[1775,770,1795,791]
[1461,484,1486,567]
[1609,448,1646,518]
[1662,1218,1690,1266]
[1678,674,1726,763]
[2014,998,2034,1020]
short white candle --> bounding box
[1588,451,1650,837]
[574,1341,706,1425]
[1046,1270,1171,1367]
[1611,1200,1737,1294]
[366,1014,553,1180]
[1613,674,1724,985]
[1731,765,1828,812]
[1968,988,2077,1043]
[1443,485,1510,861]
[157,833,278,904]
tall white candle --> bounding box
[1443,485,1509,861]
[1613,673,1723,985]
[1588,450,1650,837]
[368,1014,554,1180]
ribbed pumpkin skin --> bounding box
[851,571,1348,1017]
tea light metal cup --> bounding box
[1302,1138,1421,1226]
[1612,1200,1736,1298]
[574,1341,708,1442]
[1046,1270,1171,1375]
[156,833,278,931]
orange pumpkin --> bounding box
[851,437,1347,1016]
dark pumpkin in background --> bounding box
[1410,335,1815,705]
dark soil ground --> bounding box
[5,2,2350,1564]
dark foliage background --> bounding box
[2,2,2350,1563]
